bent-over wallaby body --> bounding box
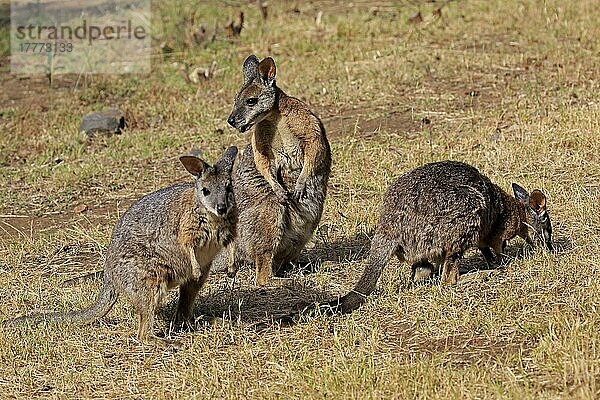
[5,147,238,343]
[332,161,553,313]
[220,55,331,286]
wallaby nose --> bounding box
[227,115,236,128]
[216,204,227,215]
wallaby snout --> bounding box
[227,114,237,129]
[227,111,254,133]
[216,203,228,216]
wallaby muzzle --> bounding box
[227,114,252,133]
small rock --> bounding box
[80,108,125,136]
[74,204,88,213]
[408,11,423,24]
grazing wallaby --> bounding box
[220,55,331,286]
[5,147,238,344]
[330,161,553,313]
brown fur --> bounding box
[328,161,553,313]
[220,55,331,286]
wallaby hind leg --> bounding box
[441,253,462,285]
[255,253,273,287]
[137,308,155,343]
[226,244,239,278]
[173,277,206,329]
[411,260,435,282]
[479,247,498,268]
[130,277,170,344]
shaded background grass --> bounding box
[0,0,599,398]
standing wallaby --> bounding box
[219,55,331,286]
[330,161,553,313]
[5,147,238,344]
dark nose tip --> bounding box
[216,204,227,215]
[227,115,236,128]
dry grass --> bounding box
[1,0,599,398]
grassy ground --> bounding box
[1,0,599,398]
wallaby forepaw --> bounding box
[274,187,290,203]
[293,182,306,201]
[226,268,238,279]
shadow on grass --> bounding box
[158,282,334,332]
[449,236,571,282]
[275,229,372,277]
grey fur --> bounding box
[5,147,239,343]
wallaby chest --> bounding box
[179,204,234,256]
[274,119,304,170]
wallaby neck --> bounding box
[255,87,286,135]
[509,194,529,239]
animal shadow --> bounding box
[276,227,373,277]
[458,237,568,282]
[161,278,334,332]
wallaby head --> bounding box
[512,183,553,251]
[180,146,238,216]
[227,55,278,133]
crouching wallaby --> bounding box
[217,55,331,286]
[329,161,553,313]
[5,147,238,344]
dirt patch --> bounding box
[0,57,83,110]
[368,314,537,366]
[0,199,132,240]
[324,107,424,140]
[0,215,71,239]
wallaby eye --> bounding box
[202,188,211,196]
[246,98,258,106]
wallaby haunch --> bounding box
[330,161,553,313]
[5,147,238,344]
[219,55,331,286]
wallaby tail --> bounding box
[61,270,104,287]
[4,274,118,327]
[329,230,396,314]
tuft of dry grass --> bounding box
[1,0,600,398]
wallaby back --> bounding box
[5,147,238,343]
[331,161,552,313]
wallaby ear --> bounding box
[529,189,547,214]
[257,57,276,86]
[243,55,259,84]
[180,156,210,177]
[215,146,238,174]
[512,183,530,204]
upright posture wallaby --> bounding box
[6,147,238,343]
[331,161,553,313]
[221,55,331,286]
